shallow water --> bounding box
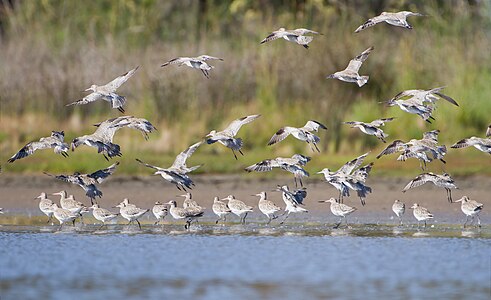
[1,224,490,299]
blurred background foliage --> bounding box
[1,0,491,175]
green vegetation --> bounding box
[1,1,491,175]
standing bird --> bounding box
[326,46,374,87]
[221,195,253,225]
[454,196,483,228]
[355,11,424,33]
[71,116,156,160]
[212,196,232,224]
[319,198,356,228]
[8,131,69,163]
[152,201,168,225]
[276,185,308,224]
[179,193,205,222]
[260,27,321,49]
[402,172,457,202]
[392,200,405,226]
[245,154,311,187]
[161,55,223,78]
[52,191,87,224]
[115,200,149,229]
[166,200,204,229]
[255,192,281,225]
[35,192,54,223]
[343,118,394,143]
[268,120,327,152]
[135,141,203,191]
[66,66,139,113]
[206,114,261,159]
[50,203,79,230]
[410,203,433,228]
[90,204,119,229]
[44,162,119,204]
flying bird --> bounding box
[402,172,458,202]
[343,117,394,143]
[161,55,223,78]
[326,46,374,87]
[268,120,327,152]
[260,28,322,49]
[355,11,424,33]
[451,125,491,155]
[8,131,69,163]
[66,66,139,113]
[245,154,310,187]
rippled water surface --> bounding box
[1,224,490,299]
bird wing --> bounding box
[376,140,406,158]
[135,158,162,171]
[402,173,433,192]
[354,14,389,33]
[100,66,139,93]
[291,28,320,35]
[302,120,327,132]
[161,57,189,67]
[433,92,459,106]
[88,162,119,183]
[368,117,395,127]
[267,127,292,145]
[337,152,369,175]
[345,46,374,73]
[245,159,277,172]
[450,138,474,149]
[352,163,374,181]
[111,117,157,139]
[260,31,285,44]
[223,114,261,136]
[171,141,203,169]
[66,92,102,107]
[487,125,491,137]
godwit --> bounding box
[255,191,281,225]
[206,114,261,159]
[161,55,223,78]
[275,185,308,224]
[212,196,231,224]
[67,66,139,113]
[410,203,433,228]
[166,200,204,229]
[115,200,149,229]
[44,162,119,204]
[268,120,327,152]
[260,27,321,49]
[52,191,87,224]
[319,198,356,228]
[245,154,310,187]
[221,195,253,225]
[35,192,54,223]
[392,200,405,225]
[402,172,457,202]
[90,204,119,229]
[50,203,79,230]
[355,11,424,33]
[326,46,374,87]
[451,125,491,155]
[454,196,483,228]
[343,118,394,143]
[390,87,459,107]
[152,201,168,225]
[8,131,69,163]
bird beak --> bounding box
[84,87,92,92]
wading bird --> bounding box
[268,120,327,152]
[355,11,424,33]
[402,172,458,202]
[326,46,374,87]
[161,55,223,78]
[245,154,310,187]
[260,27,322,49]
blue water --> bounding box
[0,225,490,299]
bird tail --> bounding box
[7,146,29,163]
[357,76,369,87]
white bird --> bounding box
[221,195,253,224]
[66,66,139,113]
[44,162,119,203]
[255,191,281,225]
[166,200,204,229]
[268,120,327,152]
[245,154,311,187]
[52,191,87,224]
[451,125,491,155]
[319,198,356,228]
[8,131,69,163]
[390,87,459,107]
[410,203,433,228]
[161,55,223,78]
[152,201,168,225]
[34,192,54,223]
[355,11,424,33]
[115,200,149,229]
[455,196,483,228]
[50,203,79,230]
[212,196,232,224]
[343,118,394,143]
[206,114,261,159]
[392,200,405,225]
[260,27,322,49]
[276,185,308,224]
[326,46,374,87]
[402,172,458,203]
[90,204,119,229]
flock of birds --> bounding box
[2,10,487,230]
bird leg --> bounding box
[463,215,469,228]
[279,213,290,225]
[360,197,366,206]
[446,189,453,203]
[333,218,342,229]
[47,215,53,224]
[242,212,248,225]
[99,223,105,230]
[424,220,427,228]
[231,149,238,160]
[399,216,403,226]
[72,219,76,226]
[136,219,142,230]
[239,149,244,156]
[266,216,272,225]
[314,143,321,153]
[154,220,160,225]
[476,215,481,228]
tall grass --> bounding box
[1,0,491,174]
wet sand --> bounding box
[0,175,489,224]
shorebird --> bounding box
[355,11,424,33]
[317,153,373,205]
[451,125,491,155]
[392,200,405,225]
[326,46,373,87]
[166,200,204,229]
[255,192,281,225]
[8,131,69,163]
[343,118,394,143]
[245,154,311,187]
[260,27,321,49]
[135,141,203,191]
[50,203,79,230]
[71,116,156,160]
[221,195,253,224]
[276,185,308,224]
[35,192,54,223]
[268,120,327,152]
[52,191,87,224]
[115,200,149,229]
[410,203,433,228]
[152,201,168,225]
[90,204,119,229]
[179,193,205,221]
[402,172,457,202]
[212,196,231,224]
[319,198,356,228]
[384,97,435,123]
[66,66,139,113]
[455,196,483,228]
[161,55,223,78]
[206,114,261,159]
[44,162,119,204]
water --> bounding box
[1,225,490,299]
